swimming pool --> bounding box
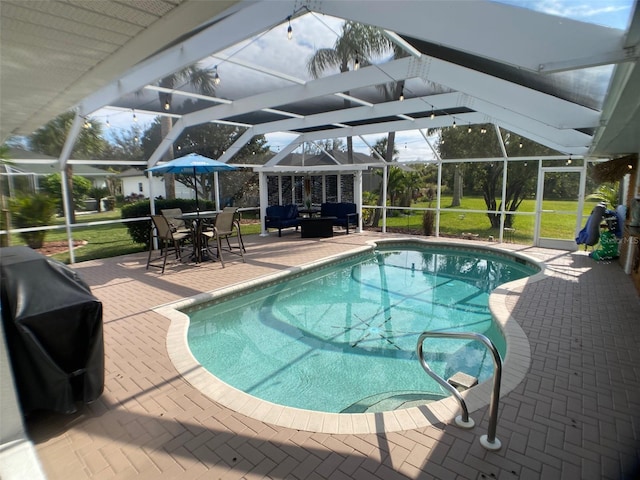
[184,242,539,416]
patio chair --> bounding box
[160,208,191,235]
[222,206,246,252]
[200,210,245,268]
[147,215,192,273]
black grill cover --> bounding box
[0,246,104,414]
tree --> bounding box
[30,111,107,223]
[308,21,392,165]
[436,125,557,228]
[41,173,92,213]
[156,65,217,199]
[308,22,408,227]
[143,120,269,206]
[587,183,619,209]
[303,138,346,154]
[102,125,145,162]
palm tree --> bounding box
[307,21,392,163]
[157,65,217,198]
[30,111,106,223]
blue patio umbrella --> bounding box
[146,153,236,211]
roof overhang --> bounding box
[2,0,638,161]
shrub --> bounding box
[422,210,435,236]
[10,193,57,248]
[121,198,215,246]
[41,173,92,212]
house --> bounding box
[1,147,115,196]
[117,168,195,201]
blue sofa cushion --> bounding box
[320,202,358,233]
[265,204,300,236]
[320,202,338,218]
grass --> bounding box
[7,197,596,263]
[369,196,597,243]
[7,210,147,263]
[7,208,264,264]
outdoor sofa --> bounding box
[265,204,300,236]
[320,202,359,234]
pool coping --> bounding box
[159,238,547,434]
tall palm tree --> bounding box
[307,21,391,163]
[307,21,410,226]
[157,65,216,199]
[30,111,106,223]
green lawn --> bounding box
[7,197,596,263]
[370,196,596,243]
[7,209,263,263]
[8,210,147,263]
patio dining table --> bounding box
[176,211,219,263]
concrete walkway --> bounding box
[23,232,640,479]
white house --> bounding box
[1,147,115,196]
[118,168,195,201]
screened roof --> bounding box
[1,0,638,161]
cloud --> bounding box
[498,0,633,28]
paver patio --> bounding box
[24,231,640,479]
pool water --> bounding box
[187,246,537,413]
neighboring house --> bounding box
[1,147,115,196]
[118,168,195,201]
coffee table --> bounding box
[300,216,336,238]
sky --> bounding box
[93,0,635,163]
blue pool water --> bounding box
[187,245,537,413]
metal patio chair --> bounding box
[146,214,192,274]
[200,209,246,268]
[160,208,192,235]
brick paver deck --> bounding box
[25,232,640,479]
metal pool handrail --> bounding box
[417,331,503,451]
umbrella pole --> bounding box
[193,166,200,212]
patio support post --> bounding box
[59,112,83,264]
[436,161,442,237]
[499,157,509,238]
[576,160,588,235]
[495,124,509,242]
[259,171,269,236]
[381,164,388,233]
[354,170,363,232]
[148,171,158,250]
[214,171,220,210]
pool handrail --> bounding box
[417,331,503,451]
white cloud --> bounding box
[496,0,633,28]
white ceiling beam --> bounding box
[289,110,588,156]
[147,118,186,167]
[495,121,588,156]
[80,0,297,115]
[264,138,303,167]
[311,0,626,73]
[217,128,256,163]
[247,93,462,136]
[199,86,590,158]
[181,55,598,134]
[462,97,594,148]
[415,56,600,129]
